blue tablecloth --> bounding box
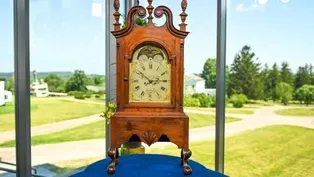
[70,154,228,177]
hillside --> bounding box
[0,72,105,80]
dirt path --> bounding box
[0,114,101,143]
[1,105,313,167]
[0,107,248,143]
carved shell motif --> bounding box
[142,129,157,146]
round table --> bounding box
[70,154,228,177]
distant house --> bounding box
[86,85,106,93]
[0,78,13,106]
[184,72,216,96]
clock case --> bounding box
[107,1,192,175]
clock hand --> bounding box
[137,70,152,82]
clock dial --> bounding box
[129,44,171,102]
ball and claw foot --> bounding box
[106,148,119,175]
[181,148,192,175]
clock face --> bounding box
[129,44,171,103]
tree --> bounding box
[5,77,15,92]
[44,73,65,93]
[228,45,263,99]
[295,85,314,106]
[275,82,293,105]
[280,61,293,86]
[269,63,281,101]
[199,58,230,88]
[260,63,272,100]
[201,58,216,88]
[65,70,88,92]
[122,15,148,29]
[200,58,230,89]
[295,64,312,90]
[93,75,105,85]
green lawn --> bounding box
[275,108,314,117]
[147,125,314,177]
[186,107,255,115]
[0,98,104,132]
[0,113,241,147]
[47,125,314,176]
[0,102,38,115]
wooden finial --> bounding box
[147,0,154,22]
[180,0,188,31]
[113,0,121,30]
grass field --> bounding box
[275,108,314,117]
[0,113,241,147]
[149,125,314,177]
[186,107,255,115]
[47,125,314,176]
[0,98,104,132]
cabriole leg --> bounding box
[107,148,119,174]
[180,148,192,175]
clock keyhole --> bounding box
[124,77,128,82]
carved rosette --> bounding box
[142,129,157,146]
[137,6,147,19]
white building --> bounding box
[0,79,5,106]
[184,72,216,96]
[30,71,49,97]
[30,79,49,97]
[0,79,13,106]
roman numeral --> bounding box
[135,86,140,91]
[156,92,161,99]
[133,79,139,83]
[148,93,152,98]
[161,71,167,76]
[162,80,168,83]
[161,86,166,91]
[156,66,160,71]
[149,63,153,69]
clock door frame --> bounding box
[123,39,177,109]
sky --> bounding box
[0,0,313,75]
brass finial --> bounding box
[113,0,121,30]
[147,0,154,22]
[180,0,188,31]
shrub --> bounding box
[230,94,248,108]
[184,96,200,107]
[74,91,85,100]
[275,82,293,105]
[95,94,100,98]
[85,91,93,98]
[98,90,105,96]
[67,91,78,96]
[197,93,211,108]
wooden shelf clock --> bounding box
[107,0,192,175]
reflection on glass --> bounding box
[29,0,107,176]
[225,0,314,176]
[0,0,17,176]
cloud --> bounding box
[235,2,262,12]
[281,0,290,3]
